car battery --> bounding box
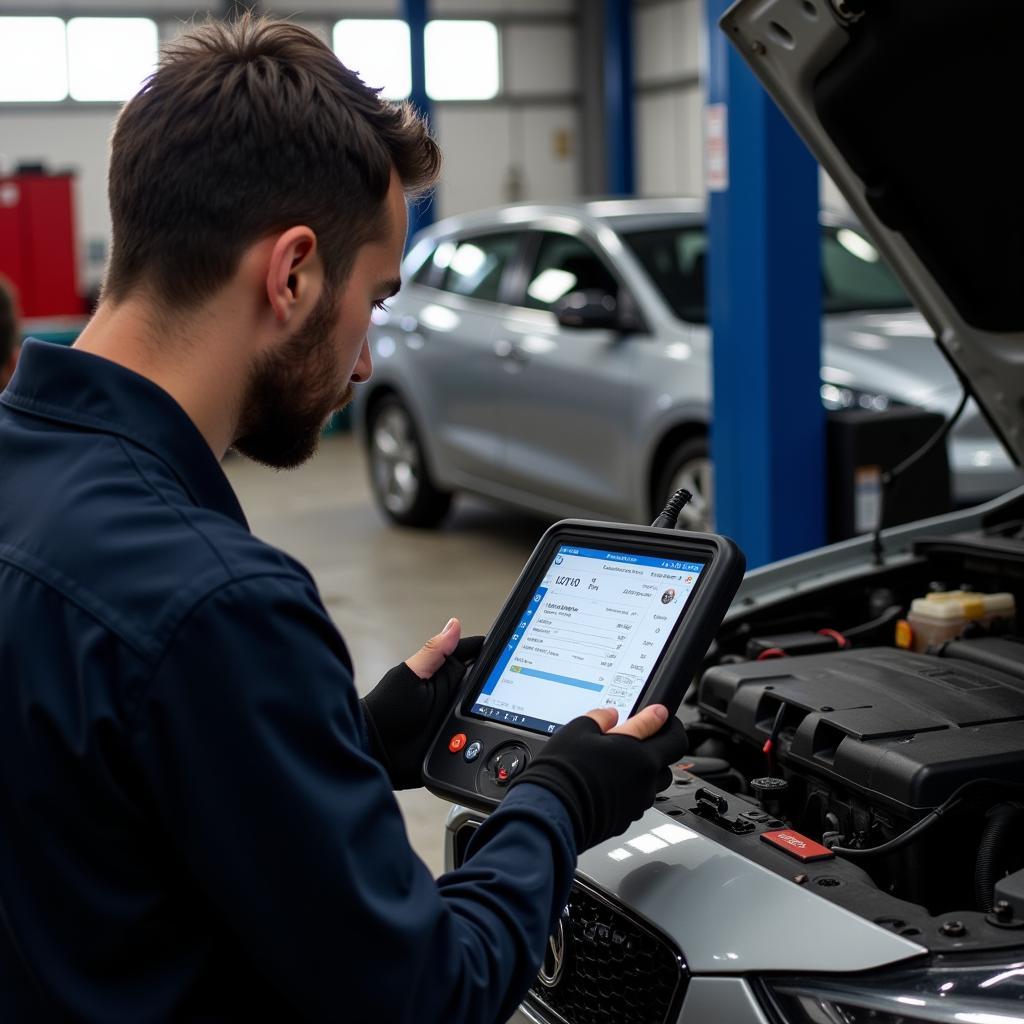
[827,406,951,542]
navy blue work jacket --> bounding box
[0,340,576,1023]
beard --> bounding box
[232,287,352,470]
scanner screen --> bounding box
[469,545,706,735]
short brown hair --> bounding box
[104,15,440,309]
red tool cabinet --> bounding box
[0,173,81,317]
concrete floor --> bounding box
[223,431,547,875]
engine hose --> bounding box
[975,803,1024,913]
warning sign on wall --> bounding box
[705,104,729,192]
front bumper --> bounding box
[445,802,925,1024]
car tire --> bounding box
[366,395,453,528]
[655,436,714,532]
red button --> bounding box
[448,733,467,754]
[497,768,509,781]
[760,830,835,863]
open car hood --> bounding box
[721,0,1024,465]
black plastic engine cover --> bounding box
[699,645,1024,816]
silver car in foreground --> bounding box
[355,199,1020,532]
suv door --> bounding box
[406,231,523,485]
[491,229,648,518]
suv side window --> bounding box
[621,226,707,323]
[523,232,620,311]
[410,243,442,287]
[439,233,520,303]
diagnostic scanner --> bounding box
[424,519,744,810]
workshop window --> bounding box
[67,19,158,102]
[0,18,68,102]
[333,19,411,100]
[425,21,500,100]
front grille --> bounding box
[526,880,686,1024]
[452,823,686,1024]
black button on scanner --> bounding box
[492,747,527,786]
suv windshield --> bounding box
[621,224,912,323]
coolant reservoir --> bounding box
[903,590,1016,652]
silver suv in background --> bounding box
[355,199,1021,531]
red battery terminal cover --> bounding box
[760,829,835,863]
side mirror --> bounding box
[553,290,621,330]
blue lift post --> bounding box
[604,0,635,195]
[704,0,824,568]
[404,0,434,241]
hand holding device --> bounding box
[362,619,484,790]
[423,519,743,809]
[508,705,687,850]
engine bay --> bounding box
[683,507,1024,940]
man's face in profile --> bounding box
[233,175,407,469]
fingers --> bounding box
[405,617,461,680]
[583,707,620,733]
[453,634,485,664]
[645,717,689,764]
[608,703,670,740]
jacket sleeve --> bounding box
[130,572,576,1024]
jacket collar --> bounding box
[1,339,248,528]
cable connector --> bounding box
[652,488,694,530]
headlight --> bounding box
[820,383,906,412]
[763,960,1024,1023]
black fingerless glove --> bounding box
[508,714,688,851]
[361,636,484,790]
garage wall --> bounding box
[0,0,580,292]
[632,0,850,215]
[634,0,704,198]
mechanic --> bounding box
[0,16,687,1023]
[0,275,19,388]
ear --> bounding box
[265,226,321,324]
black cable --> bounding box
[871,389,970,566]
[828,777,1024,859]
[840,604,903,642]
[975,803,1024,912]
[652,488,693,530]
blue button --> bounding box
[464,741,482,763]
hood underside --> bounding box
[721,0,1024,465]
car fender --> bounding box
[352,363,452,492]
[631,400,711,521]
